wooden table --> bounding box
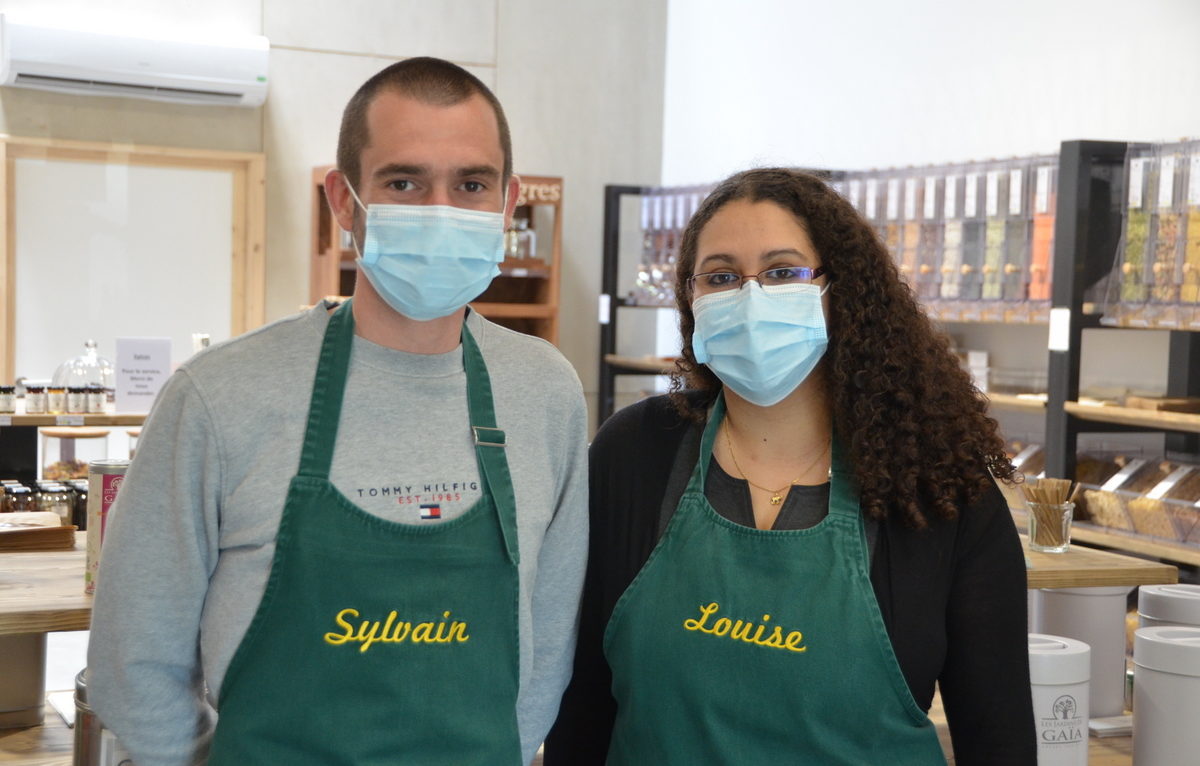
[0,535,87,765]
[0,534,90,637]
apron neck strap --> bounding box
[461,320,520,565]
[298,300,355,479]
[689,390,859,519]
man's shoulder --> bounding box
[181,306,324,382]
[472,314,581,393]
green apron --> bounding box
[603,394,946,765]
[208,301,522,765]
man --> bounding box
[88,57,588,766]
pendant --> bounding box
[770,493,783,505]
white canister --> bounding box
[1138,584,1200,629]
[1133,626,1200,766]
[1029,633,1090,766]
[1037,585,1134,717]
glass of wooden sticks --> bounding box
[1023,478,1075,553]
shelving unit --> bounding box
[310,169,563,344]
[0,413,146,485]
[598,142,1200,564]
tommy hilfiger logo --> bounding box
[420,504,442,519]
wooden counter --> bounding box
[1021,534,1178,589]
[0,534,89,637]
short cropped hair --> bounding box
[336,57,513,190]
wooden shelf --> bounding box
[0,414,145,428]
[1068,523,1200,568]
[1064,401,1200,433]
[604,354,677,375]
[987,393,1047,414]
[470,302,554,319]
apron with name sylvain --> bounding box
[208,301,522,765]
[603,394,947,765]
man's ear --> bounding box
[325,168,359,234]
[503,175,521,228]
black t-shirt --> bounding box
[544,394,1036,766]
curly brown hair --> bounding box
[670,167,1016,528]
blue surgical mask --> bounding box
[691,281,829,407]
[346,182,506,321]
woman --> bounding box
[545,168,1035,764]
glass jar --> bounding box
[0,385,15,414]
[86,384,106,414]
[4,485,36,513]
[47,386,67,414]
[514,217,537,261]
[53,340,115,405]
[25,384,46,414]
[36,482,73,525]
[126,428,141,459]
[69,479,89,529]
[41,427,110,481]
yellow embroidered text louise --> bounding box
[683,602,806,653]
[324,608,470,653]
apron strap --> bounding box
[462,322,520,566]
[298,300,355,479]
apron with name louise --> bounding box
[602,394,947,765]
[207,301,522,766]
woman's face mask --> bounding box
[691,281,829,407]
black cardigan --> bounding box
[544,395,1036,765]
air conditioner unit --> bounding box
[0,15,268,107]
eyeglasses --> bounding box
[688,266,826,295]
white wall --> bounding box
[1,0,669,431]
[655,0,1199,431]
[662,0,1200,183]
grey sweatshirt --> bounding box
[87,304,589,766]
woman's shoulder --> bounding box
[592,393,699,452]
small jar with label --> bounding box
[47,386,67,414]
[0,385,15,414]
[4,485,37,513]
[66,387,87,414]
[24,385,46,414]
[86,384,106,414]
[36,482,73,525]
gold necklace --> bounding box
[723,423,831,506]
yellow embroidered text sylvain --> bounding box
[683,602,806,653]
[324,608,470,653]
